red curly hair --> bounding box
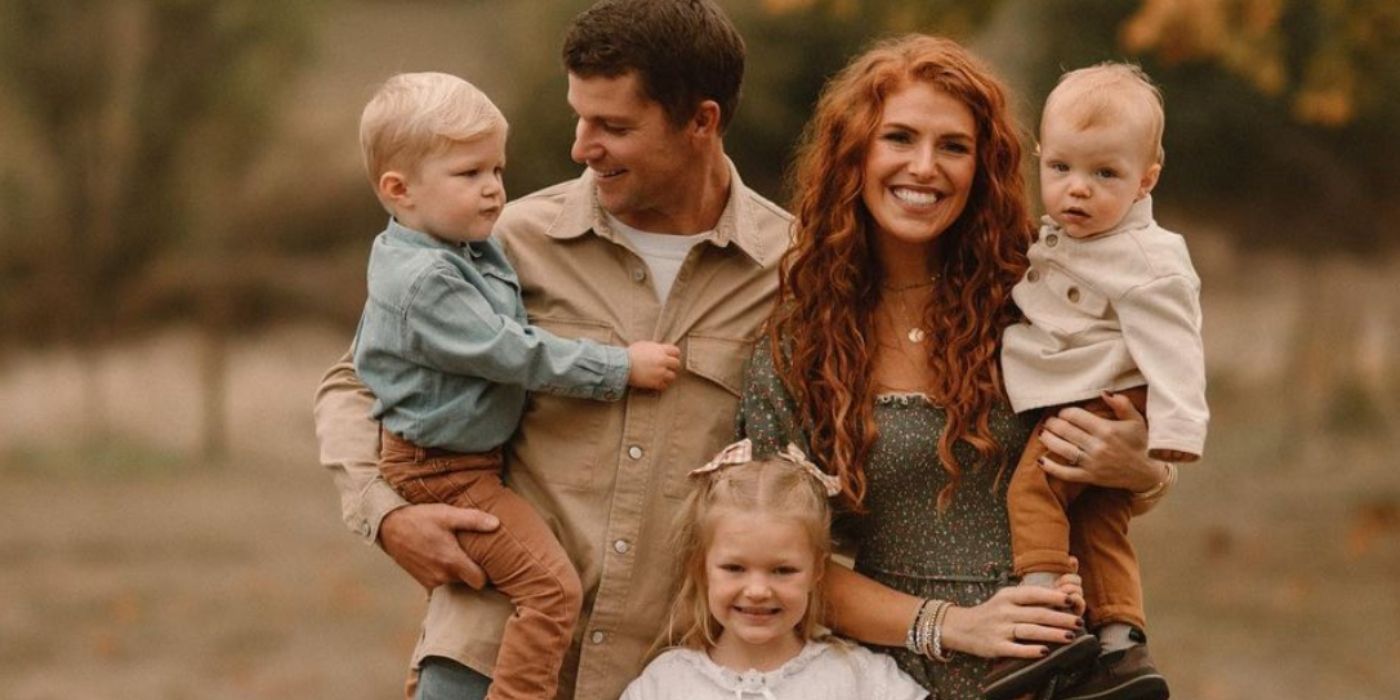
[770,34,1031,511]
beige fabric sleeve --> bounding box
[312,349,409,544]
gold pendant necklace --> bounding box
[881,276,937,344]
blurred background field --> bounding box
[1,1,1397,698]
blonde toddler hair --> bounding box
[1043,62,1165,166]
[657,454,834,655]
[359,71,508,197]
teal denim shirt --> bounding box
[353,219,629,453]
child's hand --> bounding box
[1054,575,1086,617]
[1054,556,1086,617]
[627,341,681,390]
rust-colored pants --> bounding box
[1007,386,1149,630]
[379,430,581,700]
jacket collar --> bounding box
[543,158,773,264]
[384,217,487,259]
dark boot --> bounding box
[1053,633,1168,700]
[980,631,1100,700]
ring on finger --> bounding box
[1069,448,1082,466]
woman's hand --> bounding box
[941,585,1083,659]
[1037,391,1167,493]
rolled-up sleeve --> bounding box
[313,349,409,544]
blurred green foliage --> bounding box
[0,0,317,345]
[0,0,1395,345]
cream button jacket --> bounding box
[1001,196,1208,459]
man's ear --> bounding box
[378,170,413,209]
[1137,162,1162,200]
[690,100,723,139]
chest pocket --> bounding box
[662,335,751,499]
[1028,267,1111,337]
[477,267,524,320]
[516,318,618,490]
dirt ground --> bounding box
[1,320,1397,699]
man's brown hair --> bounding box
[562,0,745,132]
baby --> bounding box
[352,72,680,700]
[987,64,1207,700]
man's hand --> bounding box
[626,341,681,390]
[378,503,499,591]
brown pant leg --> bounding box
[1066,387,1149,630]
[1008,410,1086,576]
[379,433,582,700]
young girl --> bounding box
[621,440,928,700]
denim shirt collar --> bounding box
[543,158,773,265]
[384,217,489,260]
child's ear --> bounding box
[1137,162,1162,200]
[377,170,413,209]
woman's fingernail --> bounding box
[1040,647,1050,656]
[1064,631,1075,641]
[1064,596,1073,606]
[1075,618,1085,628]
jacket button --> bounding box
[628,445,644,460]
[1067,286,1081,303]
[591,630,607,644]
[1027,268,1040,283]
[1045,233,1059,247]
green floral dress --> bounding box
[737,342,1036,700]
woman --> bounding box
[738,35,1173,697]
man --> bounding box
[313,1,792,698]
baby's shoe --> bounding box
[1053,629,1168,700]
[980,630,1099,700]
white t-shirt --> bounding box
[620,640,928,700]
[607,213,712,303]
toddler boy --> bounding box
[352,72,680,700]
[984,64,1207,700]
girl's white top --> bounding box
[619,640,928,700]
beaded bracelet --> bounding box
[912,599,953,662]
[917,600,939,657]
[904,598,936,654]
[928,599,954,662]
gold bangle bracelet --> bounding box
[1132,461,1177,500]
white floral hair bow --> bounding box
[689,438,843,498]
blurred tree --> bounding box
[1121,0,1398,127]
[735,0,1399,252]
[0,0,315,456]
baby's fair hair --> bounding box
[359,72,507,196]
[1043,62,1165,166]
[657,454,834,655]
